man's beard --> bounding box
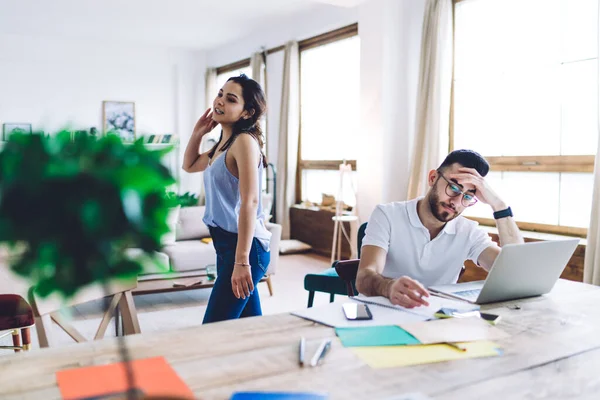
[428,191,458,223]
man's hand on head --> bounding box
[388,276,430,308]
[448,167,507,212]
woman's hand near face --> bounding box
[192,108,218,137]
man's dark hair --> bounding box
[438,149,490,177]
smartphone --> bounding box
[479,312,502,325]
[342,303,373,320]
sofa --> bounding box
[132,206,282,295]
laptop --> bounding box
[428,239,579,304]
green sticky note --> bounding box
[335,325,421,347]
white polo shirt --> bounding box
[361,197,493,287]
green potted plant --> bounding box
[165,191,199,208]
[0,130,178,398]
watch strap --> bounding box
[493,206,513,220]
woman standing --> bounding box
[183,74,271,323]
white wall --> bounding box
[205,5,359,67]
[356,0,426,221]
[0,33,206,194]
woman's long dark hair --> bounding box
[209,74,267,167]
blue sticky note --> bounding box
[335,325,421,347]
[230,392,328,400]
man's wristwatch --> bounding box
[493,206,513,220]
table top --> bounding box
[1,279,599,400]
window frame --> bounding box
[296,24,359,203]
[450,0,595,238]
[216,59,251,76]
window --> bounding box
[216,65,251,91]
[453,0,598,236]
[299,31,360,206]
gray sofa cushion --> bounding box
[125,249,170,275]
[162,206,180,245]
[265,222,281,275]
[176,206,210,241]
[162,240,216,272]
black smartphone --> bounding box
[342,303,373,320]
[479,312,502,325]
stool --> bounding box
[0,294,34,352]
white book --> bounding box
[291,298,428,328]
[291,295,479,328]
[353,294,479,317]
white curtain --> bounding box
[250,51,266,90]
[250,50,268,156]
[406,0,453,199]
[275,41,300,239]
[198,67,218,205]
[585,142,600,285]
[583,10,600,285]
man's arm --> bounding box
[355,245,392,297]
[477,212,524,271]
[449,167,524,271]
[356,245,429,308]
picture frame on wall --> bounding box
[102,101,135,142]
[3,123,32,141]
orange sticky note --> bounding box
[56,356,194,400]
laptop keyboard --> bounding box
[454,289,481,300]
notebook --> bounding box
[291,298,429,328]
[56,356,194,400]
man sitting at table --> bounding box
[355,149,524,308]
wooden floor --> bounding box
[1,252,341,349]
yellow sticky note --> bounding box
[352,341,502,369]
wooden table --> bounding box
[1,279,600,400]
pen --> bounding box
[299,337,306,367]
[310,339,332,367]
[445,342,467,352]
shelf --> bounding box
[142,143,179,149]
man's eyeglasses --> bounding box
[437,172,478,207]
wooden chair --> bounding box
[0,294,34,352]
[28,277,141,348]
[304,223,367,307]
[334,259,360,297]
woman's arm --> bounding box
[182,109,218,173]
[229,134,261,299]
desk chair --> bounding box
[0,295,34,352]
[304,223,367,307]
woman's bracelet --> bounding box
[234,262,250,267]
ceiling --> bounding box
[0,0,358,50]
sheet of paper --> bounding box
[291,300,429,328]
[352,341,502,368]
[353,295,479,320]
[400,316,510,344]
[335,325,420,347]
[56,356,194,400]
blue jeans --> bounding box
[202,226,270,324]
